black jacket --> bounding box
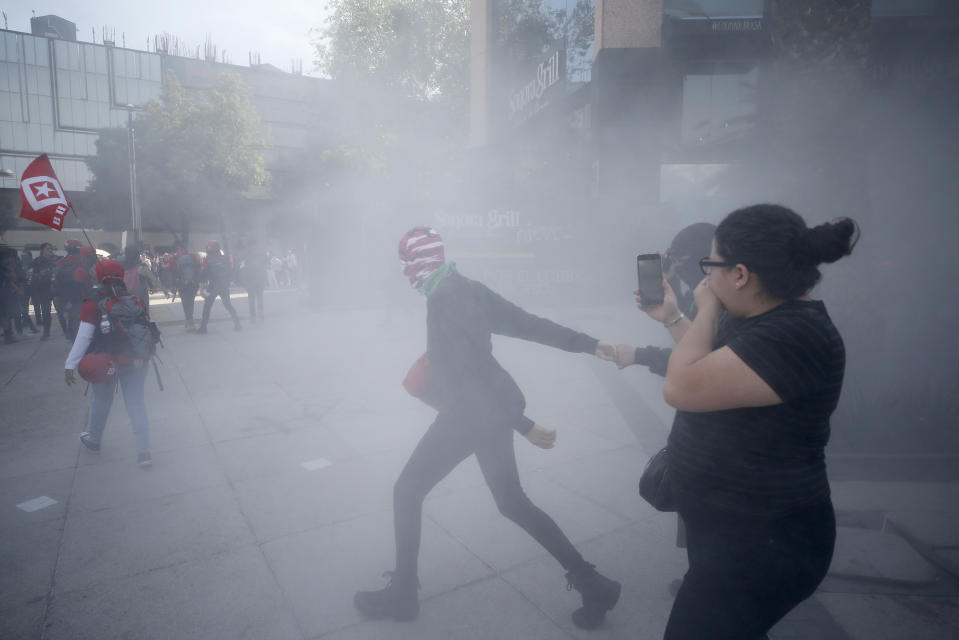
[426,271,598,434]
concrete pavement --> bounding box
[1,287,957,639]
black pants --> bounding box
[663,495,835,640]
[179,281,198,326]
[245,283,264,320]
[54,296,80,340]
[199,287,240,329]
[392,412,586,581]
[32,293,52,335]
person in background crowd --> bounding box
[65,259,154,468]
[354,226,622,630]
[237,238,267,323]
[0,246,20,344]
[197,240,241,334]
[639,205,857,640]
[266,251,281,289]
[285,249,298,287]
[609,222,716,594]
[158,252,175,293]
[16,249,39,336]
[53,239,89,340]
[10,249,39,336]
[172,243,201,331]
[121,244,167,312]
[30,242,58,340]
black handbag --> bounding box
[639,447,678,512]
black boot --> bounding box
[353,572,419,621]
[565,563,621,630]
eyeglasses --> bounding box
[699,257,735,275]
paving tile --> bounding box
[263,510,493,638]
[828,526,938,585]
[55,485,254,593]
[818,593,959,640]
[68,443,228,513]
[45,545,301,640]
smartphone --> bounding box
[636,253,665,306]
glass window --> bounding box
[11,121,27,148]
[3,63,19,92]
[681,67,758,147]
[40,123,54,150]
[0,91,11,120]
[26,123,41,150]
[871,0,937,16]
[499,0,594,83]
[664,0,764,19]
[2,33,19,62]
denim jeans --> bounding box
[87,362,150,454]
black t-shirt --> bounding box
[427,271,599,433]
[667,299,845,517]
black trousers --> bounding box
[664,495,835,640]
[32,293,52,334]
[245,283,264,320]
[392,412,586,581]
[179,281,198,326]
[199,287,240,329]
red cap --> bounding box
[64,239,82,251]
[206,240,221,253]
[78,246,95,256]
[94,259,125,282]
[78,353,118,383]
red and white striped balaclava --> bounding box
[398,226,445,289]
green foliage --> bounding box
[313,0,470,108]
[85,70,269,239]
[769,0,871,71]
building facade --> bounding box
[470,0,959,452]
[0,17,338,249]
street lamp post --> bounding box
[126,104,141,248]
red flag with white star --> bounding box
[18,154,71,231]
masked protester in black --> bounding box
[196,240,241,334]
[30,243,57,340]
[640,205,857,640]
[354,226,622,630]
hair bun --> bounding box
[806,218,859,265]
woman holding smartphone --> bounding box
[638,204,857,639]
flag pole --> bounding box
[67,203,98,253]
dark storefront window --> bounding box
[680,66,758,149]
[664,0,763,20]
[872,0,938,17]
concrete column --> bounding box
[596,0,664,51]
[469,0,492,147]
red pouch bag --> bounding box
[402,352,440,409]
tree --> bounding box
[313,0,470,112]
[85,70,269,245]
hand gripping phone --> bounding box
[636,253,665,306]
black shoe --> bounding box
[137,452,153,468]
[195,327,207,334]
[354,573,419,621]
[79,432,101,453]
[566,563,621,630]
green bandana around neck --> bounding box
[421,262,456,297]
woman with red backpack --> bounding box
[64,259,154,468]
